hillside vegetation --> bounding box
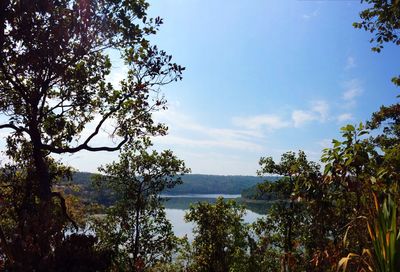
[67,172,271,206]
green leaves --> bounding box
[0,0,185,157]
[94,143,189,270]
[391,76,400,86]
[354,0,400,85]
[185,197,249,272]
[322,123,376,179]
[368,193,400,272]
[338,193,400,272]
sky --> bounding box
[2,0,399,176]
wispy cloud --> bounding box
[154,108,265,152]
[232,114,290,130]
[232,99,330,131]
[291,110,316,127]
[318,138,333,149]
[345,56,356,70]
[302,9,319,20]
[341,78,364,110]
[331,79,362,123]
[234,100,330,130]
[311,100,329,121]
[337,113,353,123]
[343,79,363,101]
[154,135,263,152]
[291,100,329,127]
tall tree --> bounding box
[355,0,400,153]
[256,151,321,272]
[185,197,249,272]
[94,143,189,271]
[0,0,183,269]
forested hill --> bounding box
[164,174,264,194]
[69,172,269,195]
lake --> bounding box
[161,194,267,240]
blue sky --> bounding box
[77,0,399,175]
[2,0,398,175]
[142,0,398,175]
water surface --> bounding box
[163,194,265,239]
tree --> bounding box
[185,197,249,272]
[321,123,400,271]
[256,151,321,272]
[354,0,400,85]
[93,143,189,271]
[0,0,183,269]
[355,1,400,183]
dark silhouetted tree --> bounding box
[0,0,183,269]
[93,142,189,271]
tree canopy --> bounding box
[0,0,184,269]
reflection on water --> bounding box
[162,195,272,215]
[161,194,241,198]
[163,194,268,239]
[165,209,196,240]
[166,208,264,240]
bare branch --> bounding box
[41,136,129,154]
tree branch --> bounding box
[41,136,129,154]
[0,123,27,133]
[41,90,157,154]
[51,191,78,231]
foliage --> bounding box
[0,157,76,270]
[147,236,195,272]
[354,0,400,84]
[339,193,400,272]
[255,151,322,272]
[93,143,189,271]
[185,197,250,272]
[0,0,183,269]
[367,193,400,271]
[319,122,400,271]
[240,177,280,201]
[53,234,112,272]
[62,173,265,208]
[165,174,265,195]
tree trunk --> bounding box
[30,125,51,201]
[133,202,141,272]
[23,123,53,269]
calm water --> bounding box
[163,194,265,240]
[161,194,241,198]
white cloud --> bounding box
[291,110,316,127]
[233,100,330,130]
[174,151,260,176]
[302,9,319,20]
[157,109,263,139]
[291,100,330,127]
[342,79,363,102]
[106,63,129,88]
[345,56,356,70]
[232,114,290,130]
[337,113,353,123]
[154,135,263,152]
[318,139,333,149]
[153,108,265,152]
[311,100,329,121]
